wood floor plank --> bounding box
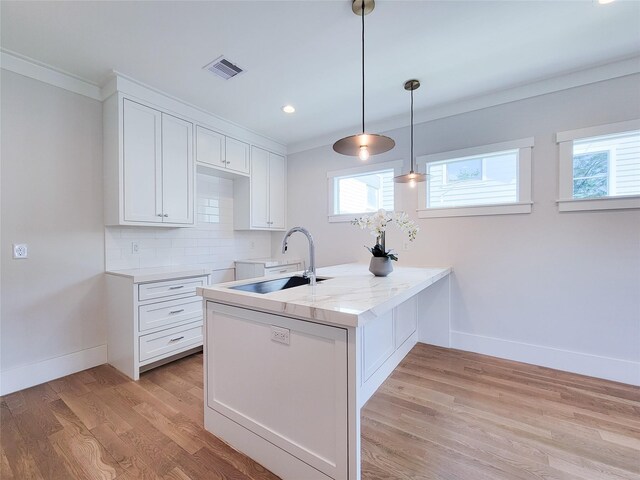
[49,424,124,480]
[169,412,279,480]
[2,344,638,480]
[0,401,45,480]
[132,402,206,455]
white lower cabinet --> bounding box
[106,273,209,380]
[359,295,418,407]
[234,260,303,281]
[205,302,348,480]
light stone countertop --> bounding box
[197,263,452,328]
[105,266,210,284]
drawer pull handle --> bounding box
[170,336,184,342]
[278,269,288,273]
[169,285,184,290]
[169,309,185,315]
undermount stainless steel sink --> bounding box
[229,275,327,294]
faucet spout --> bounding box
[281,227,316,286]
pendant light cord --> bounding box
[361,0,365,134]
[410,86,414,172]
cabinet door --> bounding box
[196,126,225,168]
[225,137,250,174]
[363,310,394,381]
[395,296,417,348]
[123,99,162,223]
[250,146,270,228]
[161,113,194,224]
[268,153,286,229]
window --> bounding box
[572,151,609,199]
[557,120,640,211]
[327,161,402,222]
[417,138,533,218]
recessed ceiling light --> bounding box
[282,105,295,114]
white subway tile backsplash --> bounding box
[105,174,272,272]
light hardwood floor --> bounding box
[1,344,638,479]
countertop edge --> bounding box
[197,265,452,328]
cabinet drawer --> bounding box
[264,264,300,277]
[139,322,203,362]
[138,276,206,302]
[139,297,202,332]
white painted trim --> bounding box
[1,49,101,100]
[287,56,640,155]
[328,214,360,223]
[450,331,640,386]
[557,196,640,212]
[417,202,532,218]
[556,119,640,143]
[0,345,107,395]
[417,138,534,165]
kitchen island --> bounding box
[197,263,451,480]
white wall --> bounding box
[1,70,106,394]
[282,74,640,385]
[105,173,272,282]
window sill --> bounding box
[328,214,364,223]
[417,202,532,219]
[557,196,640,212]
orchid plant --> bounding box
[351,209,419,261]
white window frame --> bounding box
[416,138,534,218]
[327,160,402,223]
[556,119,640,212]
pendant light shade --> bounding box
[395,79,427,187]
[333,0,395,160]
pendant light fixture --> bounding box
[394,79,426,187]
[333,0,395,161]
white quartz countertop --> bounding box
[197,263,451,328]
[234,257,302,267]
[105,266,209,283]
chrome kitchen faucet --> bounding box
[281,227,316,287]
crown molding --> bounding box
[287,55,640,155]
[1,49,102,100]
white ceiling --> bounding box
[2,1,639,151]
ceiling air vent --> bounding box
[203,56,244,80]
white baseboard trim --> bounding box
[450,331,640,386]
[0,345,107,396]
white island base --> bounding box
[198,264,452,480]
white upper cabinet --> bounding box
[196,126,225,168]
[268,152,286,229]
[196,125,249,176]
[234,146,286,230]
[250,146,270,228]
[122,100,162,223]
[161,113,194,224]
[104,96,194,226]
[225,136,250,175]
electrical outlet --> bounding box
[403,242,409,251]
[250,241,255,249]
[131,242,140,254]
[13,243,28,259]
[271,325,290,345]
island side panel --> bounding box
[417,275,451,348]
[204,301,349,480]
